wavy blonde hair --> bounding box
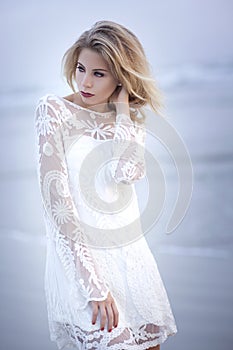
[62,20,164,120]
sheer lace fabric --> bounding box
[35,94,177,349]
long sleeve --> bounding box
[35,95,109,309]
[109,113,146,185]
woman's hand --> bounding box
[91,292,119,332]
[109,85,129,104]
[109,85,130,116]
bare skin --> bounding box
[91,292,119,331]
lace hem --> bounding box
[49,321,177,350]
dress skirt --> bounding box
[44,225,177,350]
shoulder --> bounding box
[35,93,63,110]
[35,93,73,121]
[35,94,69,137]
[62,93,76,104]
[36,93,84,113]
[35,94,60,125]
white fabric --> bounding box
[35,93,177,349]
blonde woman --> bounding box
[35,20,177,350]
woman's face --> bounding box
[75,48,118,110]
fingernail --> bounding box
[114,324,118,328]
[101,327,104,331]
[92,322,95,325]
[108,329,112,332]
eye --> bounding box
[94,72,104,77]
[77,65,85,72]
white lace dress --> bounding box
[35,94,177,350]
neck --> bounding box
[73,93,112,113]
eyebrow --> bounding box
[77,61,108,72]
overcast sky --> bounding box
[0,0,232,91]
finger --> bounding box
[91,302,99,325]
[106,303,114,331]
[111,301,119,327]
[99,304,107,330]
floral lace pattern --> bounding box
[51,322,171,350]
[35,94,177,349]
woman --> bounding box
[35,20,177,350]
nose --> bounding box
[82,73,93,88]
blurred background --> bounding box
[0,0,233,349]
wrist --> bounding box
[115,102,130,116]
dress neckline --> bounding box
[57,94,115,118]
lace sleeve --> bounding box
[35,95,109,308]
[110,113,146,184]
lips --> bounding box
[81,91,95,98]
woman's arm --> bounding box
[109,87,146,185]
[35,95,110,308]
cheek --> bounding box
[104,80,117,95]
